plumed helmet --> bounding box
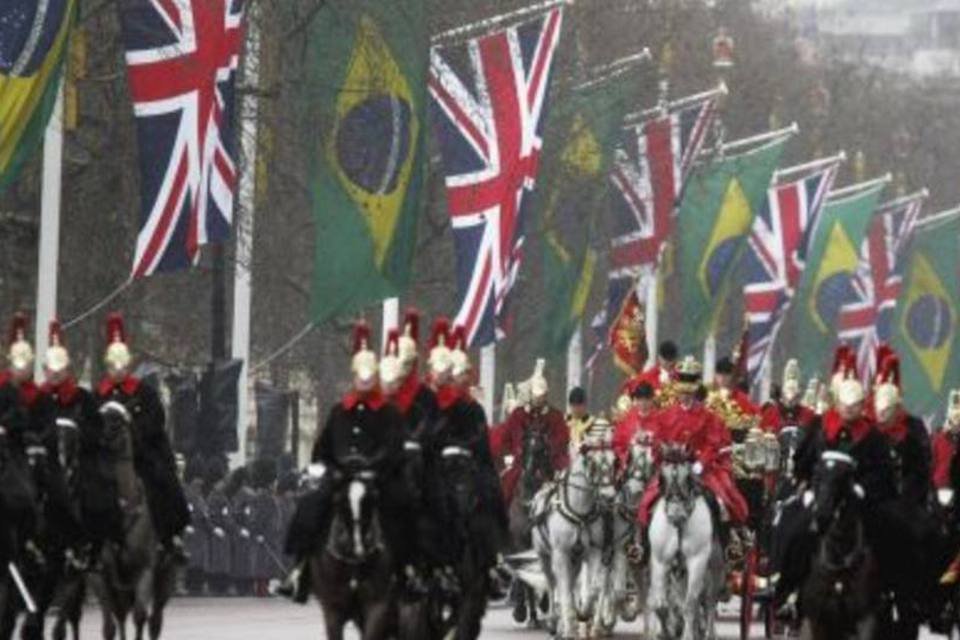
[379,328,403,387]
[7,312,33,374]
[45,319,70,374]
[675,355,703,391]
[398,308,420,366]
[947,390,960,428]
[427,317,452,377]
[516,380,532,409]
[802,376,820,410]
[782,359,801,402]
[501,382,517,420]
[449,325,471,378]
[350,320,377,385]
[104,312,132,373]
[836,378,865,408]
[829,344,857,399]
[873,352,901,417]
[529,358,548,398]
[874,343,895,378]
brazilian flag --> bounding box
[676,137,786,353]
[893,218,960,420]
[794,182,885,377]
[538,76,631,358]
[306,0,426,323]
[0,0,77,192]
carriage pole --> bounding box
[381,298,399,351]
[566,325,583,394]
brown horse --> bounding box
[94,402,175,640]
[310,468,397,640]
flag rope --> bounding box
[251,322,316,372]
[62,278,134,330]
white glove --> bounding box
[692,461,704,476]
[240,528,250,539]
[214,527,225,539]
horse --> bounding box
[799,451,880,640]
[507,425,555,625]
[310,461,396,640]
[95,401,176,640]
[532,445,615,638]
[598,437,655,632]
[647,443,723,640]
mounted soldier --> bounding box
[760,359,816,433]
[280,320,408,603]
[40,319,117,569]
[612,381,658,470]
[933,390,960,490]
[490,358,569,508]
[566,387,594,450]
[621,340,679,398]
[95,314,189,563]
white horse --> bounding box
[647,443,723,640]
[532,445,614,639]
[595,437,656,634]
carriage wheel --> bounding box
[739,544,758,640]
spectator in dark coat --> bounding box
[183,455,209,594]
[203,458,232,595]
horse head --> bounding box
[778,425,802,483]
[328,456,384,564]
[98,401,142,513]
[622,436,655,503]
[810,451,864,536]
[520,426,553,497]
[56,418,81,486]
[579,444,618,502]
[658,443,699,525]
[439,445,479,524]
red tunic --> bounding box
[621,365,672,396]
[612,406,659,467]
[759,403,816,434]
[932,430,957,489]
[638,402,749,526]
[729,388,759,416]
[490,405,570,506]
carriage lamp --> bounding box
[744,428,765,472]
[762,432,780,473]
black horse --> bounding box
[800,451,881,640]
[310,464,397,640]
[50,417,87,640]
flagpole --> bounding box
[574,49,651,91]
[567,325,582,393]
[624,82,728,125]
[877,188,930,212]
[914,204,960,230]
[34,76,65,381]
[827,173,893,201]
[700,122,799,157]
[760,352,773,402]
[644,269,658,369]
[773,151,846,183]
[382,298,399,351]
[231,6,261,467]
[481,343,496,422]
[431,0,572,44]
[703,333,716,384]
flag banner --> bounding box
[429,7,563,347]
[892,217,960,421]
[838,190,926,381]
[596,87,720,359]
[675,134,787,352]
[794,179,886,377]
[307,0,427,323]
[539,69,632,358]
[743,158,839,386]
[608,279,647,376]
[122,0,246,278]
[0,0,77,192]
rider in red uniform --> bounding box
[621,340,679,397]
[490,361,569,507]
[759,359,816,433]
[612,382,659,469]
[637,356,749,527]
[932,390,960,489]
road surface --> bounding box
[61,596,943,638]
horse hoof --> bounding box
[512,602,528,624]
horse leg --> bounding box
[681,552,710,640]
[320,604,345,640]
[101,611,116,640]
[552,544,576,639]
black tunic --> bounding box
[882,413,932,506]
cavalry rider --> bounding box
[281,321,409,602]
[637,356,749,531]
[426,323,508,586]
[621,339,679,397]
[41,320,120,568]
[97,313,190,562]
[491,359,570,508]
[932,390,960,489]
[390,308,438,438]
[760,359,816,433]
[612,382,658,469]
[566,386,594,449]
[712,356,758,416]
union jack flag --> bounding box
[838,192,925,381]
[587,91,717,371]
[429,8,563,347]
[122,0,246,278]
[743,161,839,386]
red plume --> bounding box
[106,313,126,344]
[878,354,901,388]
[352,320,371,355]
[48,319,64,347]
[384,328,400,357]
[429,317,450,350]
[402,308,420,342]
[449,325,467,351]
[832,345,852,375]
[7,312,28,346]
